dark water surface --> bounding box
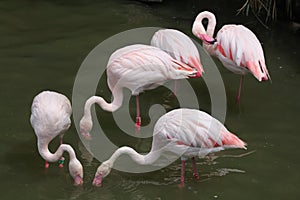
[0,0,299,199]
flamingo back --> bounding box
[153,108,246,157]
[30,91,72,140]
[151,29,203,76]
[106,44,197,95]
[215,25,270,81]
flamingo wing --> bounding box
[215,25,270,81]
[151,29,203,77]
[154,108,246,158]
[30,91,72,138]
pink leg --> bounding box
[178,160,185,188]
[173,80,177,96]
[45,161,49,169]
[237,75,243,103]
[192,157,199,180]
[135,96,141,133]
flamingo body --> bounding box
[30,91,83,185]
[151,29,203,77]
[92,108,246,187]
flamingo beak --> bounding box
[92,174,103,187]
[198,34,217,45]
[74,175,83,186]
[81,132,92,140]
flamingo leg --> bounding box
[192,157,199,180]
[173,80,177,96]
[178,159,185,188]
[237,75,243,103]
[135,95,141,133]
[45,161,49,169]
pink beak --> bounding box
[81,132,92,140]
[92,174,103,187]
[198,34,216,45]
[74,175,83,186]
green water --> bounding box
[0,0,299,199]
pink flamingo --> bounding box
[92,108,246,187]
[79,44,198,139]
[151,29,203,78]
[192,11,271,102]
[30,91,83,185]
[151,29,204,94]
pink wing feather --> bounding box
[215,25,270,81]
[151,29,203,77]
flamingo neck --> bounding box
[192,11,217,54]
[38,140,77,162]
[83,87,123,118]
[108,146,160,166]
[193,11,216,37]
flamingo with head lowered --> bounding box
[192,11,271,102]
[92,108,247,187]
[79,44,199,139]
[30,91,83,185]
[151,28,203,78]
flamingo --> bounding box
[79,44,198,139]
[192,11,271,102]
[151,28,203,78]
[92,108,247,187]
[30,91,83,185]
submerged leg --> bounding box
[45,161,49,169]
[192,157,199,180]
[237,75,243,103]
[135,95,141,133]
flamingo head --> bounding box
[197,34,217,45]
[69,158,84,186]
[79,116,93,140]
[93,161,112,187]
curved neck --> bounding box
[83,87,123,119]
[192,11,216,38]
[108,146,160,166]
[38,140,76,162]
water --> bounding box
[0,0,299,199]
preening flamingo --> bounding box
[192,11,271,102]
[30,91,83,185]
[79,44,198,139]
[92,108,246,187]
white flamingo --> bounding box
[30,91,83,185]
[92,108,246,187]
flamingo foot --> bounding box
[58,157,65,168]
[45,161,49,169]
